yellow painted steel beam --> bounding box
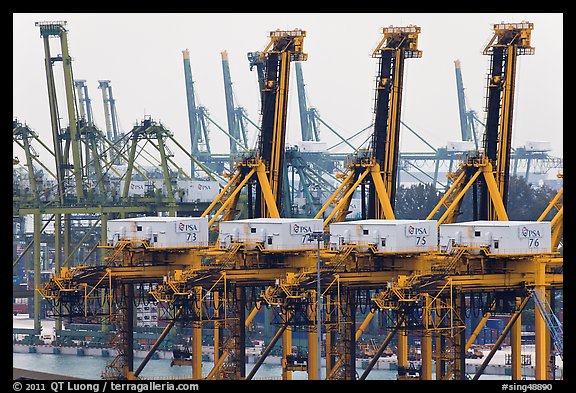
[511,296,522,380]
[381,45,408,202]
[482,164,509,221]
[323,167,370,226]
[397,319,408,371]
[421,294,433,380]
[355,309,376,339]
[426,168,467,221]
[550,206,563,250]
[438,168,482,224]
[466,299,496,349]
[369,164,395,219]
[495,44,517,200]
[307,298,319,380]
[282,309,293,380]
[538,187,563,221]
[268,51,290,203]
[534,261,547,380]
[255,162,281,218]
[208,167,256,227]
[192,287,203,379]
[202,170,241,217]
[200,169,242,217]
[213,292,220,365]
[315,170,355,219]
[450,272,562,289]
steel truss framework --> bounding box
[32,21,563,383]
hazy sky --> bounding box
[13,13,563,176]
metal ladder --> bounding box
[530,288,563,360]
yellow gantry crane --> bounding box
[202,29,307,227]
[315,26,421,226]
[428,22,534,224]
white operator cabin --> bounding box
[107,216,209,248]
[439,220,551,255]
[329,219,438,253]
[218,218,324,251]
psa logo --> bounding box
[519,226,542,238]
[177,222,199,233]
[406,225,429,237]
[292,224,313,234]
[197,184,212,191]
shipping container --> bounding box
[118,179,164,197]
[219,218,323,251]
[174,180,220,203]
[297,141,327,152]
[524,140,552,152]
[439,220,551,255]
[107,216,209,248]
[329,219,438,253]
[446,140,476,152]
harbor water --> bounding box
[13,316,548,381]
[13,352,400,380]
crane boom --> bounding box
[202,29,306,225]
[481,21,534,220]
[454,59,473,142]
[369,25,421,218]
[221,50,243,158]
[255,29,307,217]
[37,20,85,202]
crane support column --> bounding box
[325,294,335,377]
[33,211,42,334]
[307,293,319,380]
[101,213,109,333]
[192,286,203,379]
[282,308,293,380]
[421,294,433,380]
[511,296,523,379]
[397,317,408,375]
[54,214,62,333]
[213,292,221,364]
[534,261,547,380]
